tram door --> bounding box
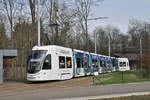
[107,58,112,72]
[111,58,118,72]
[98,56,102,73]
[74,51,85,77]
[83,53,90,75]
[100,56,106,73]
[91,54,99,73]
[111,58,115,72]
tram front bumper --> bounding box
[27,74,42,81]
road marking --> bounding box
[51,91,150,100]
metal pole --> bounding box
[0,52,3,84]
[140,38,142,70]
[37,0,40,46]
[95,31,97,54]
[108,34,110,57]
[122,71,124,82]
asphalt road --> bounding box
[1,82,150,100]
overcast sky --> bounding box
[88,0,150,33]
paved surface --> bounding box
[0,78,150,100]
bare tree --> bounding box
[74,0,103,51]
[43,0,76,46]
[42,0,57,44]
[104,25,121,55]
[95,26,108,55]
[2,0,17,41]
[128,19,150,54]
[0,16,7,49]
[75,0,92,50]
[94,25,123,55]
[29,0,36,25]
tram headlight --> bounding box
[28,75,36,79]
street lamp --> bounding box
[93,17,109,54]
[140,37,142,70]
[37,0,40,46]
[94,30,97,54]
[108,34,110,57]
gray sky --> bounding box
[89,0,150,33]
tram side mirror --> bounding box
[27,56,31,60]
[27,56,31,64]
[27,56,31,71]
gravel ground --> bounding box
[0,76,93,93]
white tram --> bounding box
[117,58,130,71]
[27,45,73,81]
[27,45,130,81]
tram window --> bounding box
[123,62,126,66]
[112,61,115,67]
[59,56,65,69]
[100,60,105,67]
[66,57,72,68]
[103,61,106,67]
[81,58,84,68]
[120,62,123,67]
[77,58,81,68]
[100,61,102,67]
[83,60,88,68]
[96,60,98,67]
[108,61,111,67]
[92,60,95,67]
[42,55,51,70]
[127,62,129,66]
